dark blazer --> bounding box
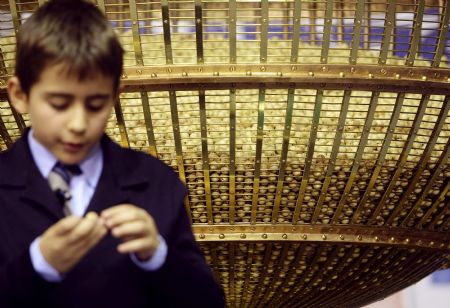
[0,130,224,308]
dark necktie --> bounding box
[48,162,82,216]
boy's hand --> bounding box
[39,212,108,273]
[101,204,160,262]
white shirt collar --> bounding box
[28,129,103,188]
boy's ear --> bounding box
[7,77,29,114]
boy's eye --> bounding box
[49,101,69,110]
[87,102,105,111]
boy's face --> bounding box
[8,63,116,165]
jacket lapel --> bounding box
[0,130,65,221]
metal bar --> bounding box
[400,96,450,226]
[332,92,380,224]
[432,0,450,67]
[379,0,397,65]
[292,89,323,224]
[8,0,20,35]
[312,90,351,223]
[140,91,158,157]
[8,100,26,133]
[369,94,430,225]
[129,0,144,66]
[272,87,295,223]
[229,243,236,306]
[0,113,12,148]
[250,87,266,224]
[320,0,334,64]
[406,0,426,66]
[260,0,269,63]
[349,0,365,65]
[438,201,450,231]
[38,0,45,6]
[210,244,221,288]
[247,243,273,307]
[194,0,204,64]
[229,88,237,224]
[266,244,307,307]
[421,178,450,229]
[199,90,213,224]
[256,243,290,306]
[239,243,255,308]
[161,0,173,64]
[290,0,302,63]
[0,47,7,76]
[364,0,370,50]
[114,99,130,148]
[352,92,405,223]
[229,0,237,64]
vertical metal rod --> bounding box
[96,0,106,13]
[349,0,365,65]
[194,0,204,64]
[320,0,334,64]
[250,87,266,224]
[290,0,302,63]
[272,87,295,223]
[260,0,269,63]
[379,0,397,65]
[229,88,237,224]
[421,179,450,229]
[229,0,237,63]
[247,243,273,307]
[292,89,323,224]
[199,90,213,224]
[129,0,144,66]
[114,99,130,148]
[239,243,255,308]
[432,0,450,67]
[0,113,12,148]
[140,90,158,157]
[229,243,236,307]
[406,0,426,66]
[161,0,173,64]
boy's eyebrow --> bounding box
[44,92,112,100]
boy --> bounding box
[0,0,224,307]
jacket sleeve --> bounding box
[148,175,225,308]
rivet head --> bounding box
[339,235,345,240]
[368,73,374,79]
[395,74,400,79]
[199,234,205,239]
[182,72,188,77]
[302,234,307,240]
[381,69,387,75]
[213,71,219,76]
[262,233,268,239]
[167,68,172,73]
[430,241,434,246]
[374,236,379,242]
[404,238,410,244]
[260,66,266,71]
[339,72,345,78]
[282,234,288,239]
[121,74,128,79]
[277,71,283,77]
[309,72,314,77]
[219,233,225,239]
[151,73,157,78]
[137,69,142,74]
[322,234,327,240]
[357,235,362,241]
[240,233,246,239]
[390,237,395,242]
[422,76,427,81]
[246,71,252,76]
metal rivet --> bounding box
[167,68,172,73]
[163,19,168,24]
[219,234,225,239]
[240,233,246,239]
[277,72,283,77]
[339,235,345,240]
[339,72,345,78]
[151,73,157,78]
[182,72,188,77]
[302,234,307,240]
[199,234,205,239]
[404,238,410,244]
[230,66,236,72]
[260,66,266,71]
[368,73,374,79]
[381,69,387,75]
[322,234,327,240]
[137,69,142,74]
[282,234,288,239]
[374,236,379,242]
[132,21,137,25]
[395,74,400,79]
[291,66,297,71]
[213,72,219,76]
[262,233,268,239]
[246,71,252,76]
[357,235,362,241]
[121,74,128,79]
[422,76,427,81]
[390,237,395,242]
[309,72,314,77]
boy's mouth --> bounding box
[63,142,84,152]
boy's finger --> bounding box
[101,204,135,218]
[111,220,147,239]
[53,215,82,236]
[103,208,148,229]
[117,238,153,255]
[66,212,100,243]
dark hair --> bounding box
[15,0,123,95]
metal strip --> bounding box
[266,244,307,306]
[320,0,334,64]
[128,0,143,66]
[0,47,6,76]
[421,179,450,229]
[210,244,221,288]
[8,0,20,35]
[96,0,106,13]
[169,90,190,216]
[292,89,323,224]
[363,0,370,50]
[229,88,237,224]
[8,100,26,133]
[279,246,326,307]
[432,0,450,67]
[256,243,290,305]
[369,94,430,225]
[247,243,273,307]
[352,92,405,223]
[438,203,450,231]
[260,0,269,63]
[161,0,173,64]
[199,90,213,224]
[349,0,365,65]
[239,243,255,308]
[406,0,426,66]
[250,87,266,224]
[399,96,450,226]
[114,100,130,148]
[332,92,379,223]
[38,0,46,6]
[140,90,158,157]
[0,113,12,148]
[290,0,302,63]
[229,0,237,64]
[312,90,351,223]
[229,243,236,306]
[194,0,204,64]
[272,87,295,223]
[379,0,397,65]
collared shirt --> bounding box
[27,130,167,282]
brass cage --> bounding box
[0,0,449,307]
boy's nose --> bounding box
[67,105,87,134]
